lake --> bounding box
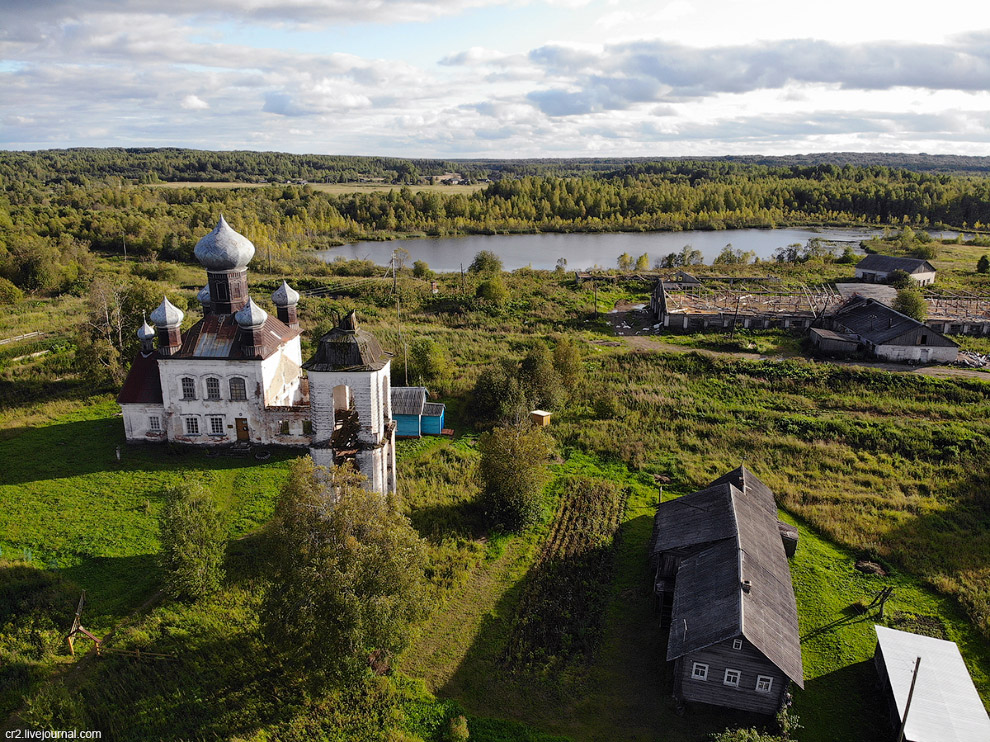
[312,227,926,273]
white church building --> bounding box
[117,216,397,494]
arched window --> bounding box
[229,377,247,401]
[205,377,221,400]
[181,377,196,400]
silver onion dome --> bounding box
[271,280,300,307]
[137,319,155,341]
[193,215,256,271]
[234,298,268,329]
[149,296,184,328]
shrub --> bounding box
[887,269,914,289]
[468,250,502,274]
[977,255,989,274]
[475,274,508,306]
[0,277,23,305]
[893,287,927,322]
[158,482,227,601]
[477,423,552,531]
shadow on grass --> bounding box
[796,660,887,742]
[409,499,486,543]
[0,416,299,486]
[59,554,160,625]
[433,513,761,742]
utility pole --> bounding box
[594,281,599,318]
[392,250,398,294]
[268,244,272,274]
[122,232,127,263]
[460,263,465,294]
[897,656,922,742]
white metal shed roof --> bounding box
[875,625,990,742]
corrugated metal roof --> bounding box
[174,313,298,360]
[875,625,990,742]
[834,297,958,348]
[856,254,935,275]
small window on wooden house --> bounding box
[209,416,225,436]
[229,377,247,401]
[723,669,741,687]
[732,639,743,650]
[691,663,708,681]
[755,675,774,693]
[205,377,221,399]
[148,416,161,432]
[920,335,928,345]
[184,417,200,435]
[181,377,196,400]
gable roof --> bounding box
[706,465,778,518]
[834,297,957,347]
[663,471,804,687]
[391,386,427,416]
[652,484,736,556]
[875,626,990,742]
[172,313,299,361]
[856,254,935,275]
[423,402,445,417]
[117,351,163,405]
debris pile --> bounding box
[957,350,990,368]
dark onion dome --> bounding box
[197,284,211,304]
[234,297,268,329]
[303,310,389,372]
[193,215,256,271]
[271,280,300,307]
[150,296,184,328]
[137,319,155,342]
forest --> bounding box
[4,154,990,303]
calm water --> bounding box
[313,228,897,273]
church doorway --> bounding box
[235,418,249,442]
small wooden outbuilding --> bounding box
[391,387,446,438]
[873,625,990,742]
[530,410,551,426]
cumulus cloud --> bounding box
[181,94,209,110]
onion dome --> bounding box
[234,298,268,329]
[197,284,211,304]
[193,215,256,271]
[137,319,155,342]
[271,280,300,307]
[150,296,184,328]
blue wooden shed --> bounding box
[421,402,445,435]
[391,386,427,437]
[390,387,446,437]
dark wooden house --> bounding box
[650,466,804,714]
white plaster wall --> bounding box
[307,363,391,446]
[261,336,303,406]
[912,271,936,286]
[158,357,268,444]
[121,404,166,441]
[874,344,958,363]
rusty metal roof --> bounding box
[173,313,298,360]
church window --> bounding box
[181,377,196,400]
[279,420,290,434]
[302,420,313,435]
[148,416,161,432]
[209,416,225,436]
[205,377,221,399]
[184,417,200,435]
[229,377,247,400]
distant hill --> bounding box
[2,148,989,187]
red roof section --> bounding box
[117,351,163,405]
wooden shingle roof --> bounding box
[661,470,804,687]
[391,387,427,416]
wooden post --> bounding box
[897,656,922,742]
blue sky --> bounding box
[1,0,989,157]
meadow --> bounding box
[2,242,990,740]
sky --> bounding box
[2,0,989,158]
